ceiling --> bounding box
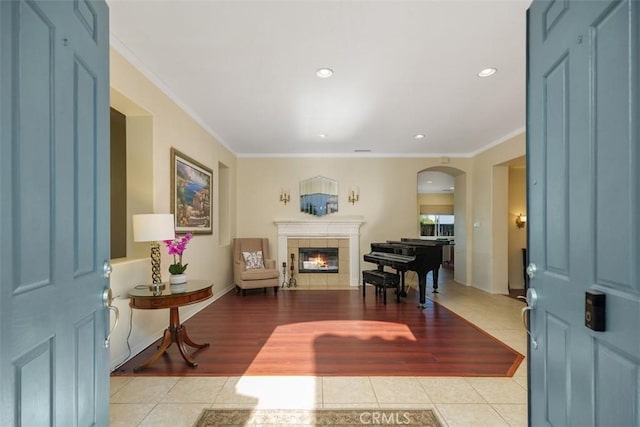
[417,171,455,194]
[108,0,531,158]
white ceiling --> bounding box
[108,0,531,157]
[417,171,455,194]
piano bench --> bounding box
[362,270,400,304]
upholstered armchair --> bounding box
[233,238,279,295]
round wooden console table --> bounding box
[128,279,213,371]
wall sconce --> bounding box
[280,188,290,205]
[348,186,360,204]
[515,213,527,229]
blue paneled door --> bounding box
[527,1,639,425]
[0,1,110,425]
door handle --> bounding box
[102,288,119,348]
[103,260,113,278]
[518,287,538,349]
[526,263,537,280]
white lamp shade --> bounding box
[133,214,175,242]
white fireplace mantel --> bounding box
[274,219,364,287]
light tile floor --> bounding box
[110,280,528,426]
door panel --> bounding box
[543,0,568,36]
[76,314,97,426]
[543,54,569,274]
[593,2,635,289]
[15,0,54,294]
[15,339,54,426]
[1,1,110,425]
[595,343,637,426]
[544,314,569,426]
[528,1,639,425]
[75,0,98,40]
[74,58,98,277]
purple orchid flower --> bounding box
[163,233,193,274]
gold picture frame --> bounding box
[170,148,213,234]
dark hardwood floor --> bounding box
[112,281,524,378]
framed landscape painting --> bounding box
[170,148,213,234]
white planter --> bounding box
[170,274,187,285]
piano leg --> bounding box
[416,267,441,308]
[417,274,427,309]
[399,271,407,297]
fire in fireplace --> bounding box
[298,247,339,273]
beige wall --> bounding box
[454,173,470,285]
[236,157,473,287]
[110,48,237,290]
[508,166,527,289]
[236,148,528,294]
[108,49,238,369]
[470,133,526,293]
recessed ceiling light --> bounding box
[319,134,328,139]
[426,180,433,184]
[316,68,333,78]
[478,67,497,77]
[414,134,426,140]
[450,186,455,190]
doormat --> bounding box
[194,408,442,426]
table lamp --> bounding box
[133,213,175,284]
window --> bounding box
[420,214,454,237]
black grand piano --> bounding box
[364,238,452,308]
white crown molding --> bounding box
[468,127,527,157]
[109,33,237,156]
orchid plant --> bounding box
[164,233,193,275]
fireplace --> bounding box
[298,247,339,273]
[274,219,364,287]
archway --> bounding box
[505,156,527,295]
[490,155,527,295]
[417,166,469,286]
